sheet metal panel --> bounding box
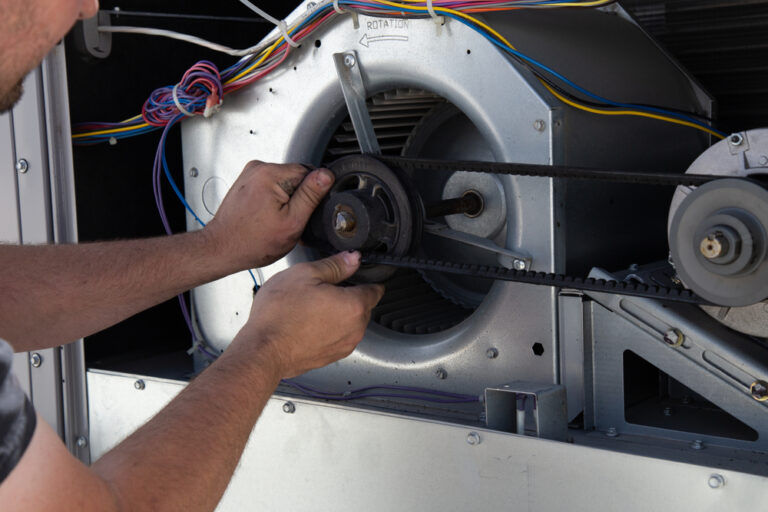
[88,370,768,512]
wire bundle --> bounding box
[72,0,725,145]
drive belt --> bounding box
[357,156,723,305]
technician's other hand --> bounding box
[204,161,334,269]
[234,251,385,379]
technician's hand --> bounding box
[204,161,334,269]
[233,251,385,379]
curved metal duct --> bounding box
[182,4,710,403]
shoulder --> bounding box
[0,339,36,484]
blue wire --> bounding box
[160,116,260,289]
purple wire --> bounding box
[282,379,481,403]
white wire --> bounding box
[98,26,266,57]
[238,0,300,48]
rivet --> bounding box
[533,119,546,132]
[708,474,725,489]
[486,348,499,359]
[29,353,42,368]
[343,54,356,68]
[189,167,199,177]
[466,432,481,445]
[282,401,296,414]
[435,368,448,380]
[15,159,29,174]
[134,379,146,390]
[76,436,88,448]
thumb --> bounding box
[307,251,361,284]
[287,168,334,222]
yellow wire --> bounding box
[372,0,518,50]
[72,122,151,138]
[539,80,725,139]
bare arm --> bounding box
[0,252,384,512]
[0,161,334,352]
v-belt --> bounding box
[356,156,742,306]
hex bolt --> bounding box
[189,167,199,177]
[334,211,356,233]
[663,328,684,347]
[134,379,146,391]
[513,260,527,271]
[282,401,296,414]
[15,158,29,174]
[708,474,725,489]
[750,380,768,402]
[435,368,448,380]
[486,348,499,359]
[533,119,546,132]
[729,133,744,146]
[29,353,42,368]
[466,432,481,445]
[605,427,618,438]
[663,406,674,417]
[343,54,356,68]
[76,436,88,448]
[691,439,704,450]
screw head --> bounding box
[435,368,448,380]
[282,401,296,414]
[663,328,684,347]
[189,167,199,177]
[750,380,768,402]
[29,353,42,368]
[76,436,88,448]
[466,432,481,445]
[729,133,744,146]
[691,439,704,450]
[486,347,499,359]
[15,159,29,174]
[708,474,725,489]
[533,119,546,132]
[605,427,619,437]
[760,156,768,166]
[343,54,356,68]
[513,260,527,271]
[134,379,146,390]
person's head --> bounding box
[0,0,99,112]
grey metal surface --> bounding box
[332,51,381,155]
[182,6,708,401]
[558,292,585,422]
[585,272,768,452]
[423,222,530,270]
[88,370,768,512]
[0,43,89,462]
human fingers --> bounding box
[285,168,334,219]
[303,251,361,285]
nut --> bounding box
[708,474,725,489]
[663,328,684,347]
[134,380,146,390]
[750,380,768,402]
[282,401,296,414]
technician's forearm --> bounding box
[0,230,234,352]
[92,336,280,512]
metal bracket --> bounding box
[424,222,531,270]
[484,382,567,441]
[333,51,380,155]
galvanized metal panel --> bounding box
[88,370,768,512]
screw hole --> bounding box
[314,39,322,48]
[532,343,545,356]
[466,49,471,55]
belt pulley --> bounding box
[303,154,768,306]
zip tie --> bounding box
[239,0,300,48]
[426,0,445,26]
[333,0,345,14]
[172,84,195,117]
